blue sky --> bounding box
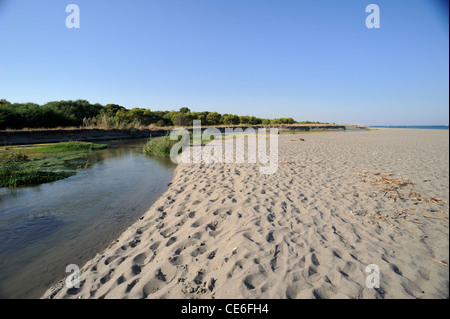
[0,0,448,125]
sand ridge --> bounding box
[43,129,449,299]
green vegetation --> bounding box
[143,131,217,157]
[0,99,329,130]
[28,141,107,153]
[0,99,98,130]
[0,163,76,188]
[143,136,178,157]
[0,141,107,187]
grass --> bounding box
[27,141,107,153]
[143,135,178,157]
[144,133,215,157]
[0,141,107,187]
[0,165,76,187]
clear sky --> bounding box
[0,0,448,125]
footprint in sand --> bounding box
[117,275,126,285]
[104,256,118,266]
[149,241,160,252]
[142,278,163,298]
[132,252,147,265]
[129,238,141,248]
[193,271,204,285]
[191,245,207,257]
[166,236,177,247]
[125,278,139,293]
[100,269,115,285]
[266,231,275,243]
[131,264,141,276]
[243,272,265,291]
[160,226,178,238]
[169,255,183,266]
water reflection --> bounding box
[0,138,176,298]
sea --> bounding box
[369,125,449,130]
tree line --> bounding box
[0,99,327,130]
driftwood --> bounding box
[356,171,449,228]
[429,258,449,267]
[290,138,305,142]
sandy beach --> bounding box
[42,128,449,299]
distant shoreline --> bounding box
[369,125,449,130]
[0,124,366,146]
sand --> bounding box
[42,128,449,299]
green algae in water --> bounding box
[0,141,107,187]
[27,141,107,153]
[0,166,76,187]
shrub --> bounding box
[143,135,178,157]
